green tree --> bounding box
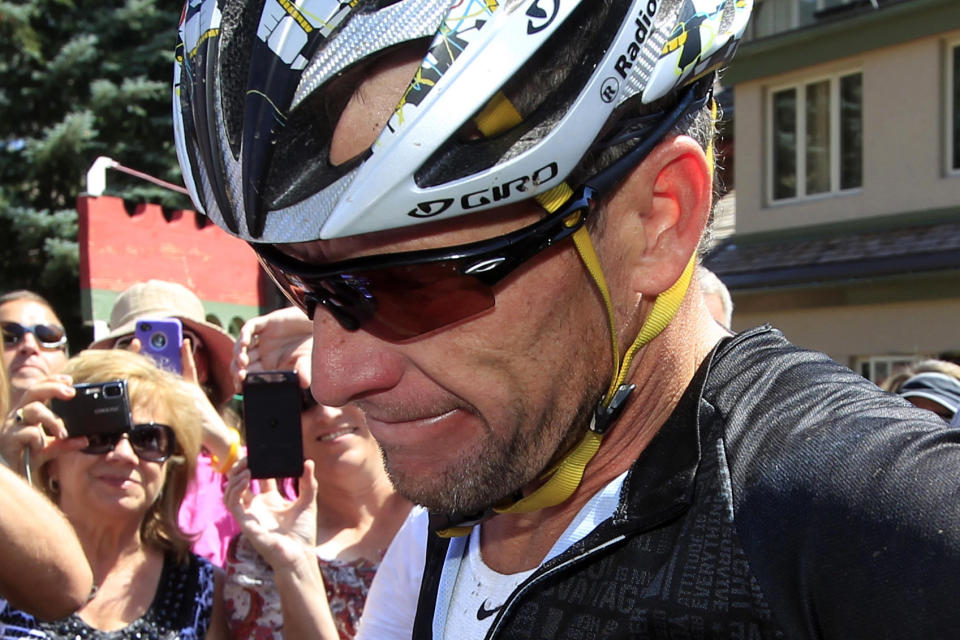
[0,0,189,343]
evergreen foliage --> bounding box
[0,0,189,343]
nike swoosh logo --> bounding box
[476,600,502,621]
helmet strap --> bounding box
[436,96,715,537]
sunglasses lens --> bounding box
[34,324,65,346]
[114,335,134,349]
[130,424,174,462]
[80,425,175,462]
[360,263,495,339]
[267,259,496,341]
[82,433,122,455]
[1,323,23,347]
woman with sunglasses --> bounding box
[0,349,228,639]
[221,307,412,639]
[0,290,69,408]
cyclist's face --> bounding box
[301,44,615,514]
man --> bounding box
[0,290,69,407]
[174,1,960,637]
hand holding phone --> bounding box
[243,370,304,479]
[50,380,132,437]
[135,318,183,374]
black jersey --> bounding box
[414,326,960,639]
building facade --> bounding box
[706,0,960,382]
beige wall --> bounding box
[731,297,960,369]
[734,29,960,234]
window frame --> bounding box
[945,38,960,177]
[765,69,864,205]
[854,355,926,385]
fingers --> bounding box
[5,399,70,441]
[257,476,280,495]
[296,459,319,507]
[232,318,267,392]
[14,376,75,411]
[232,309,316,393]
[0,422,85,476]
[223,458,253,517]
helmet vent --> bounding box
[219,0,267,159]
[414,0,627,188]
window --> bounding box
[767,72,862,202]
[855,355,923,385]
[948,41,960,174]
[747,0,798,40]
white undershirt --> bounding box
[441,471,628,639]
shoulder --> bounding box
[700,327,960,634]
[382,506,429,575]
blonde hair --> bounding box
[44,349,202,561]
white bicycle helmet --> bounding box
[173,0,753,243]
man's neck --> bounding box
[479,302,726,574]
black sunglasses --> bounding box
[256,188,593,341]
[1,321,67,350]
[256,83,710,341]
[81,423,177,463]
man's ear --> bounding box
[603,135,711,296]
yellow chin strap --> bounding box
[435,93,710,537]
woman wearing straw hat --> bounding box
[90,279,244,567]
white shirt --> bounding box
[441,471,628,639]
[355,471,628,640]
[355,506,428,640]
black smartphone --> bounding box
[135,318,183,374]
[50,380,132,437]
[242,370,304,479]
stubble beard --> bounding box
[379,390,598,516]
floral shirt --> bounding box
[224,535,378,640]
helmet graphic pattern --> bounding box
[173,0,753,242]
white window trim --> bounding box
[748,0,799,40]
[765,70,863,205]
[816,0,856,10]
[854,355,927,385]
[945,37,960,177]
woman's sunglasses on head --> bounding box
[81,423,177,463]
[1,322,67,351]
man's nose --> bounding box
[310,310,405,408]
